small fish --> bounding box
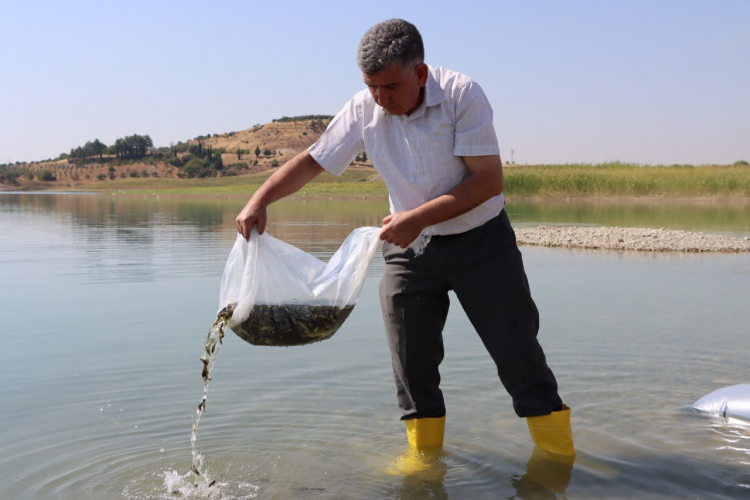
[208,480,216,487]
[198,399,206,412]
[191,464,201,476]
[201,356,209,379]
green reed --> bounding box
[505,162,750,197]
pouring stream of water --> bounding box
[190,304,236,485]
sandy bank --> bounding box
[515,226,750,253]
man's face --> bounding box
[364,63,428,116]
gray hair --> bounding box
[357,19,424,75]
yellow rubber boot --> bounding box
[526,405,576,456]
[405,415,445,448]
[387,416,446,477]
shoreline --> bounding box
[3,186,750,205]
[516,225,750,253]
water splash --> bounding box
[190,304,236,484]
[160,469,259,499]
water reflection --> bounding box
[510,447,575,499]
[509,199,750,237]
[1,193,749,499]
[0,193,390,284]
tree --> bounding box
[113,134,153,159]
[255,145,261,158]
[92,139,106,160]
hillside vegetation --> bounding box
[0,116,373,191]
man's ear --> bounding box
[415,63,429,87]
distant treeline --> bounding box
[56,134,155,161]
[272,115,334,123]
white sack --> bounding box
[692,384,750,423]
[219,226,380,329]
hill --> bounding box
[203,117,331,156]
[0,116,375,190]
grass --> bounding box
[61,162,750,199]
[504,162,750,198]
[76,169,388,197]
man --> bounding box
[236,19,574,458]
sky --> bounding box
[1,0,748,165]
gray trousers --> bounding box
[379,210,563,419]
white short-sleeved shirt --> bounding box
[308,66,504,236]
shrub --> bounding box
[141,169,149,177]
[734,160,749,166]
[182,157,205,177]
[129,171,140,178]
[169,156,185,168]
[97,173,107,180]
[39,169,56,182]
[271,159,279,167]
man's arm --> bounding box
[236,150,324,240]
[379,155,503,247]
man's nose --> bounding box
[377,88,391,106]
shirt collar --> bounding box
[404,66,445,120]
[424,67,446,107]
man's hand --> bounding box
[380,210,424,248]
[236,199,267,240]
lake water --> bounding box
[1,192,749,499]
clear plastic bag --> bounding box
[218,226,381,346]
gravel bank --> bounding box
[515,226,750,253]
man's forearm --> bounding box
[413,158,503,227]
[379,155,504,247]
[251,150,325,207]
[411,168,503,229]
